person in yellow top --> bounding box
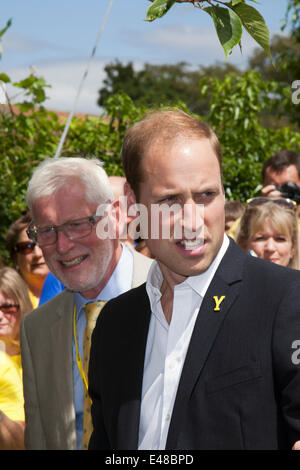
[0,350,25,449]
[0,267,32,449]
[0,350,24,420]
[6,213,49,308]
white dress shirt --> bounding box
[73,243,133,449]
[138,235,229,450]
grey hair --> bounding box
[26,157,114,215]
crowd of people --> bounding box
[1,109,300,450]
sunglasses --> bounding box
[246,197,297,211]
[0,304,19,314]
[14,241,37,255]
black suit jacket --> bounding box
[88,240,300,450]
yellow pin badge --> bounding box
[213,295,226,311]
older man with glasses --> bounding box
[20,157,152,450]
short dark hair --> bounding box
[262,150,300,183]
[122,108,222,200]
[225,200,245,223]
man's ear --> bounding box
[109,197,127,240]
[124,182,138,224]
[108,182,137,240]
[124,181,137,207]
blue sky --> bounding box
[0,0,290,114]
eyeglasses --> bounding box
[246,197,297,211]
[14,241,37,255]
[0,304,19,314]
[26,214,100,247]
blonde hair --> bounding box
[236,201,300,269]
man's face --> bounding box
[136,136,225,287]
[263,164,300,187]
[263,164,300,216]
[32,182,120,299]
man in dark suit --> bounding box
[88,109,300,450]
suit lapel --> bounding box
[115,250,152,448]
[117,247,152,448]
[51,291,77,449]
[116,285,151,449]
[166,240,246,449]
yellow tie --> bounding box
[82,300,106,450]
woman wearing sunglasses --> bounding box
[236,198,300,269]
[0,266,33,449]
[6,213,49,308]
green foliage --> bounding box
[200,71,300,200]
[283,0,300,41]
[145,0,271,61]
[248,35,300,85]
[0,75,62,263]
[146,0,176,21]
[98,60,240,115]
[2,69,300,262]
[0,2,299,262]
[64,92,146,175]
[203,5,243,61]
[98,50,300,131]
[0,81,144,263]
[227,2,272,61]
[0,19,12,58]
[2,67,300,263]
[278,0,300,127]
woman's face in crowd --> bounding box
[248,218,294,267]
[0,289,20,342]
[16,228,49,283]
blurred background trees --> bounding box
[0,0,300,261]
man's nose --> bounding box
[182,201,204,239]
[55,229,76,253]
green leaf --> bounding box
[145,0,176,22]
[204,6,243,60]
[227,2,272,61]
[13,75,36,89]
[0,18,12,59]
[234,107,240,120]
[0,73,10,83]
[16,101,34,113]
[0,18,12,39]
